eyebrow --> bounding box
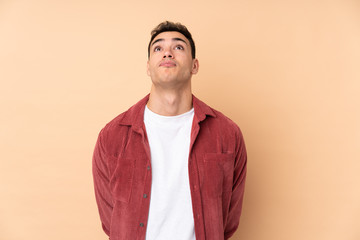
[151,37,187,46]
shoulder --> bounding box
[194,95,242,137]
[96,96,148,156]
[101,111,128,135]
[99,94,149,138]
[195,99,245,154]
[212,108,241,131]
[209,107,244,143]
[95,111,130,156]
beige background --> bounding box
[1,0,359,239]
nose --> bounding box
[163,54,173,58]
[163,47,173,59]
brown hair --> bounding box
[148,21,196,59]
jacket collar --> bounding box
[118,94,216,131]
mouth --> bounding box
[159,60,176,67]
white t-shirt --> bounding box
[144,105,196,240]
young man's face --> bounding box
[147,31,199,89]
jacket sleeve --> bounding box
[92,129,113,237]
[224,127,247,239]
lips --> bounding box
[159,60,176,67]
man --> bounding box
[92,21,247,240]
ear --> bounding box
[146,60,151,76]
[191,58,199,75]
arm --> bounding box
[92,129,113,237]
[224,127,247,239]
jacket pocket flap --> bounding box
[204,152,234,162]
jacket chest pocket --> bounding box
[201,153,234,198]
[109,157,135,203]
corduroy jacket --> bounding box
[92,94,247,240]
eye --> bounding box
[175,45,184,50]
[154,46,161,52]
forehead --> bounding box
[151,31,189,45]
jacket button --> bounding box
[143,194,148,198]
[147,165,150,170]
[140,223,144,227]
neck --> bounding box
[147,85,193,116]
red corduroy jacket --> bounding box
[92,94,247,240]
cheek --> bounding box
[147,63,159,77]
